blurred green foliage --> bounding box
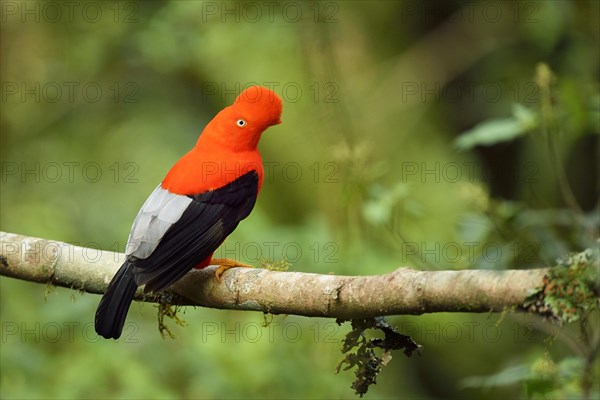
[1,1,598,399]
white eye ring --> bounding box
[236,119,247,127]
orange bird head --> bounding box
[200,86,282,151]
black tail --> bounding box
[95,260,138,339]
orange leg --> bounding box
[211,258,254,281]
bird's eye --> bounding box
[236,119,247,128]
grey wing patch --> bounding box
[125,184,193,259]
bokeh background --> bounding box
[1,1,598,399]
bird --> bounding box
[95,85,282,339]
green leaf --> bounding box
[512,104,538,130]
[460,364,531,388]
[454,105,538,150]
[455,118,525,149]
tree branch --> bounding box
[0,231,550,317]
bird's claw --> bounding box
[212,258,254,282]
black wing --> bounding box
[132,170,259,292]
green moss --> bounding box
[525,248,599,324]
[260,257,291,272]
[157,292,188,339]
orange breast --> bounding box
[162,149,264,195]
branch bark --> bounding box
[0,231,550,318]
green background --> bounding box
[1,1,598,399]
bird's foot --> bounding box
[212,258,254,281]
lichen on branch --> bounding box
[1,231,555,319]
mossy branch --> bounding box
[0,231,559,318]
